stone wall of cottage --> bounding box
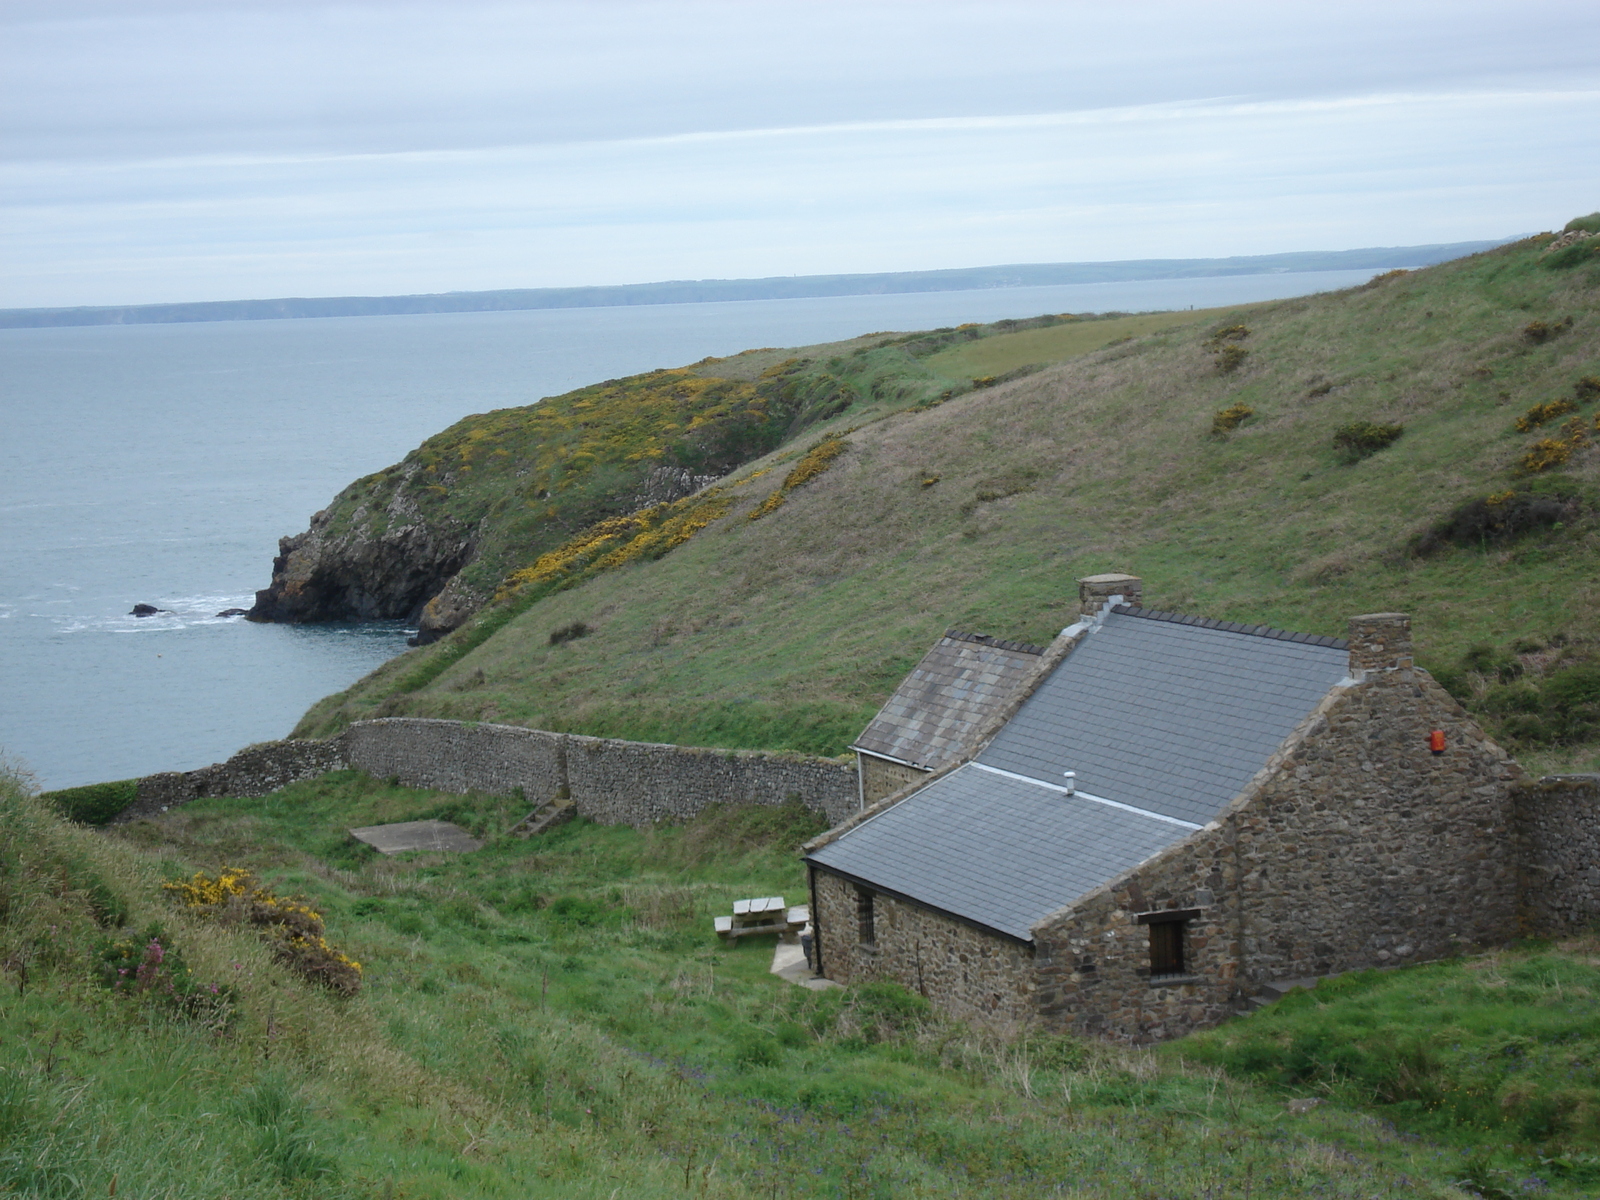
[119,717,858,828]
[857,754,927,807]
[811,870,1036,1024]
[1515,776,1600,932]
[1029,667,1523,1042]
[1031,836,1243,1044]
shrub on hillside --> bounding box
[1523,317,1573,344]
[548,620,589,646]
[1210,402,1253,438]
[1447,640,1600,748]
[1410,486,1578,555]
[41,778,137,826]
[1332,421,1404,461]
[1565,211,1600,234]
[1521,436,1577,473]
[1576,376,1600,401]
[166,868,362,996]
[1203,325,1251,374]
[1359,268,1409,289]
[746,434,850,522]
[1515,399,1578,432]
[1213,344,1249,374]
[96,925,235,1025]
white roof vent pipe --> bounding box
[1062,771,1077,796]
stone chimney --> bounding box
[1078,573,1143,618]
[1347,612,1413,674]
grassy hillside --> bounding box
[294,225,1600,773]
[9,759,1596,1198]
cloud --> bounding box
[2,2,1597,305]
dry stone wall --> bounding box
[566,735,857,826]
[811,871,1036,1024]
[340,719,567,799]
[121,717,857,828]
[1516,776,1600,932]
[123,738,347,822]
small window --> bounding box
[856,886,876,947]
[1148,920,1185,978]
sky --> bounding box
[3,0,1599,309]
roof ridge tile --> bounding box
[943,628,1046,656]
[1111,604,1349,650]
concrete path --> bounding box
[349,819,483,854]
[770,940,841,990]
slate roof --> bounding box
[979,608,1351,826]
[811,607,1352,940]
[852,630,1045,770]
[808,764,1191,940]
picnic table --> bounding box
[713,896,809,942]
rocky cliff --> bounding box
[248,363,810,642]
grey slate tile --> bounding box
[808,765,1187,940]
[978,611,1348,827]
[854,633,1043,770]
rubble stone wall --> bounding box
[122,717,857,828]
[857,754,926,806]
[1029,666,1522,1042]
[810,870,1036,1025]
[1515,776,1600,932]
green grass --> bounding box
[7,761,1587,1197]
[1176,950,1600,1193]
[921,306,1257,380]
[296,233,1600,773]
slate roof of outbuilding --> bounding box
[851,630,1045,770]
[811,607,1353,940]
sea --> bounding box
[1,268,1389,790]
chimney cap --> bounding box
[1078,573,1142,585]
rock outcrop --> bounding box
[249,362,807,639]
[248,462,476,627]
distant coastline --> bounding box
[0,239,1514,329]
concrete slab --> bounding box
[770,941,841,990]
[349,819,483,855]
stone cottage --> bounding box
[803,575,1526,1042]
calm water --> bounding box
[1,269,1386,788]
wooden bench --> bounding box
[714,896,809,942]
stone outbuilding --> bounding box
[851,629,1047,806]
[803,575,1527,1042]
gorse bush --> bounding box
[1210,401,1254,438]
[1411,485,1579,555]
[1332,420,1404,461]
[1213,343,1249,374]
[1522,437,1576,473]
[1204,324,1251,374]
[1436,636,1600,748]
[1516,399,1578,432]
[747,434,850,522]
[498,487,734,600]
[547,620,589,646]
[165,868,362,995]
